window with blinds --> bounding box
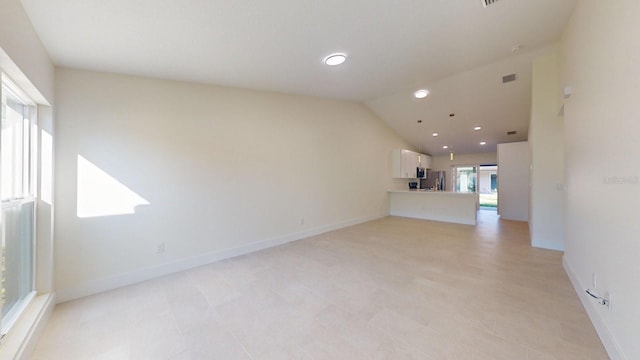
[0,74,37,336]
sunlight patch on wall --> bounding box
[77,155,149,218]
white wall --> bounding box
[0,1,55,359]
[528,49,565,251]
[478,169,496,194]
[54,68,410,301]
[560,1,640,359]
[0,0,53,104]
[430,152,497,172]
[497,142,529,221]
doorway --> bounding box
[478,164,497,210]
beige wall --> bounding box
[54,68,410,301]
[528,49,565,251]
[561,0,640,358]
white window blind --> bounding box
[0,73,37,336]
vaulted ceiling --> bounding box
[21,0,576,155]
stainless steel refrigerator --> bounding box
[420,171,446,191]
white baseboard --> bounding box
[390,210,476,225]
[0,292,56,360]
[563,256,626,360]
[56,212,389,303]
[531,240,564,251]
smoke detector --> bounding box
[482,0,499,8]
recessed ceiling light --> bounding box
[480,142,487,145]
[474,126,482,131]
[414,89,429,99]
[324,53,347,66]
[432,132,439,137]
[443,145,449,149]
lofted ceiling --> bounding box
[20,0,576,155]
[366,46,551,156]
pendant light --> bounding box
[417,123,424,166]
[447,113,455,161]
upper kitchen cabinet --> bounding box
[419,153,432,169]
[392,149,423,178]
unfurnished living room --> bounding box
[0,0,638,359]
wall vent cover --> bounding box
[502,73,517,83]
[483,0,499,8]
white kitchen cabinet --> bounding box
[392,149,420,178]
[419,153,432,169]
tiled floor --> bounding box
[31,211,609,359]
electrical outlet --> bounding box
[156,242,165,254]
[592,273,597,289]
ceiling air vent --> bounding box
[502,73,517,83]
[482,0,499,8]
[507,131,517,135]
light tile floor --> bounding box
[31,211,609,359]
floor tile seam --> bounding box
[510,307,589,328]
[165,297,219,351]
[312,317,413,358]
[377,328,454,359]
[490,325,576,355]
[269,284,330,317]
[447,321,529,356]
[364,312,440,356]
[287,318,336,352]
[453,332,528,359]
[555,323,610,353]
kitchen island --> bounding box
[388,190,477,225]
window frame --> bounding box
[0,72,38,336]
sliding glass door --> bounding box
[452,166,477,193]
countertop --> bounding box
[388,189,476,196]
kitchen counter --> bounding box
[388,190,477,225]
[388,189,475,195]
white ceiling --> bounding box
[367,46,551,156]
[20,0,576,155]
